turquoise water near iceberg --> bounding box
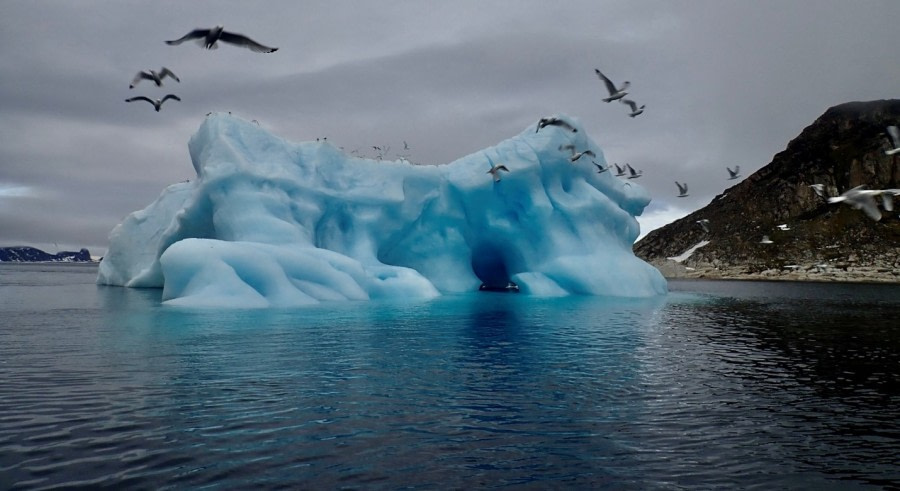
[1,263,899,489]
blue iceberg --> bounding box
[97,114,666,307]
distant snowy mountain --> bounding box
[0,246,92,262]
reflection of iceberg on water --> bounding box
[97,113,666,307]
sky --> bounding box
[1,1,898,256]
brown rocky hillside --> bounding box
[634,99,900,281]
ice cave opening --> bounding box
[471,242,519,292]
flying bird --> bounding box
[726,166,741,180]
[809,183,827,199]
[613,163,627,177]
[885,126,900,155]
[621,99,645,117]
[125,94,181,112]
[594,69,629,103]
[558,144,595,162]
[776,224,791,231]
[696,219,710,233]
[675,181,689,197]
[536,117,577,133]
[625,163,642,179]
[487,164,510,182]
[827,185,889,221]
[129,67,180,89]
[166,25,278,53]
[593,161,608,174]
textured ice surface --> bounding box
[98,114,666,306]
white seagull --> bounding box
[776,224,791,231]
[487,164,510,182]
[885,126,900,155]
[536,117,577,133]
[125,94,181,112]
[559,144,595,163]
[129,67,180,89]
[594,69,629,102]
[613,163,627,176]
[827,185,889,221]
[809,183,827,199]
[621,99,645,117]
[727,165,741,180]
[675,181,689,197]
[626,163,642,179]
[696,219,710,233]
[166,26,278,53]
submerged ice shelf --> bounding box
[98,113,666,307]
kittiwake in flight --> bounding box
[594,69,629,103]
[124,94,181,112]
[166,25,278,53]
[129,67,179,89]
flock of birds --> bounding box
[125,26,277,111]
[487,67,746,200]
[122,33,900,235]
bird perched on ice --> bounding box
[675,181,689,197]
[613,163,627,176]
[827,185,892,221]
[696,219,710,233]
[129,67,179,89]
[487,164,510,182]
[621,99,645,117]
[165,25,278,53]
[625,163,642,179]
[726,166,741,180]
[558,144,595,162]
[125,94,181,112]
[593,161,609,174]
[594,69,629,102]
[760,235,773,244]
[536,117,577,133]
[885,126,900,155]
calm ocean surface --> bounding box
[1,262,898,489]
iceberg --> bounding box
[98,113,666,307]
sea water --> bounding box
[1,263,898,489]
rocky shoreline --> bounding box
[649,259,900,284]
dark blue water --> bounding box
[1,263,899,489]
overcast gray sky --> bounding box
[1,1,898,256]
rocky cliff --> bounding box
[635,100,900,282]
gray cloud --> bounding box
[1,0,899,255]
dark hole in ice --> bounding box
[471,243,519,293]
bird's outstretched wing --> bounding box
[594,162,608,173]
[165,29,210,45]
[594,69,617,96]
[129,71,153,88]
[621,99,638,112]
[161,94,181,103]
[887,125,900,147]
[218,31,278,53]
[583,150,596,158]
[125,96,155,105]
[558,144,575,153]
[159,67,180,82]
